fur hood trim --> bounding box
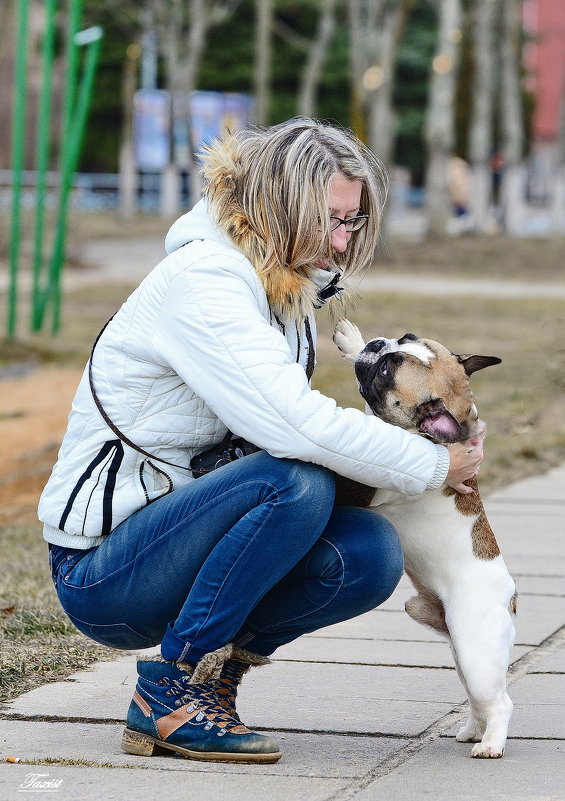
[164,136,343,321]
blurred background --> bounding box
[0,0,564,231]
[0,0,564,701]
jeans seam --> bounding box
[249,537,345,634]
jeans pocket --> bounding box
[49,546,90,586]
[64,612,156,650]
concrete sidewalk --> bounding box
[1,466,564,801]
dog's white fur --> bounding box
[334,318,516,758]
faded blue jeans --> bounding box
[49,452,403,664]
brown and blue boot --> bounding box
[121,656,281,763]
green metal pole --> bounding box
[31,0,58,332]
[7,0,30,338]
[48,28,103,334]
[34,0,83,331]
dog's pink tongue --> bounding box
[419,413,460,442]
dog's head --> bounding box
[354,333,501,443]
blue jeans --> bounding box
[49,452,403,663]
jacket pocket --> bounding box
[138,459,174,505]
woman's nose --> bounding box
[330,224,351,253]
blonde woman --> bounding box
[39,118,481,764]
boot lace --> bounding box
[215,659,248,721]
[159,675,241,730]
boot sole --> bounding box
[121,727,282,764]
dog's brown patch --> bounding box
[442,477,482,513]
[443,478,501,560]
[405,569,449,635]
[471,513,501,560]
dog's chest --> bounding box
[371,488,481,582]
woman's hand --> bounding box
[444,438,484,495]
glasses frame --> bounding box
[328,214,369,233]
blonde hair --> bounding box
[199,117,388,280]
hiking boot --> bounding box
[215,647,271,722]
[121,657,281,763]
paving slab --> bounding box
[487,464,565,504]
[308,609,446,642]
[507,674,565,739]
[305,595,563,647]
[487,511,565,558]
[0,720,404,779]
[502,554,565,576]
[0,763,347,801]
[237,662,462,735]
[443,672,565,740]
[275,637,530,669]
[511,593,565,645]
[3,659,463,736]
[512,575,565,596]
[527,646,565,673]
[353,738,565,801]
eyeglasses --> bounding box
[328,214,369,232]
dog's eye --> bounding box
[379,360,388,377]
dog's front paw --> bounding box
[333,318,366,364]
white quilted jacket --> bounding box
[39,199,449,548]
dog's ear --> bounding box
[457,354,502,376]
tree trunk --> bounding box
[424,0,463,238]
[298,0,338,117]
[366,0,413,168]
[155,0,212,212]
[499,0,524,236]
[157,0,182,216]
[347,0,388,140]
[468,0,498,232]
[254,0,273,125]
[119,46,138,218]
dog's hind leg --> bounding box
[446,597,515,758]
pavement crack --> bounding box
[325,625,565,799]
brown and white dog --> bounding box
[333,318,517,758]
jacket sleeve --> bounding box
[152,253,449,495]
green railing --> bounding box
[7,0,103,338]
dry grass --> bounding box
[0,523,119,704]
[378,233,565,283]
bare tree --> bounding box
[424,0,463,237]
[254,0,273,125]
[366,0,413,168]
[119,43,139,218]
[298,0,339,117]
[150,0,241,214]
[499,0,524,236]
[347,0,368,138]
[347,0,412,168]
[468,0,498,232]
